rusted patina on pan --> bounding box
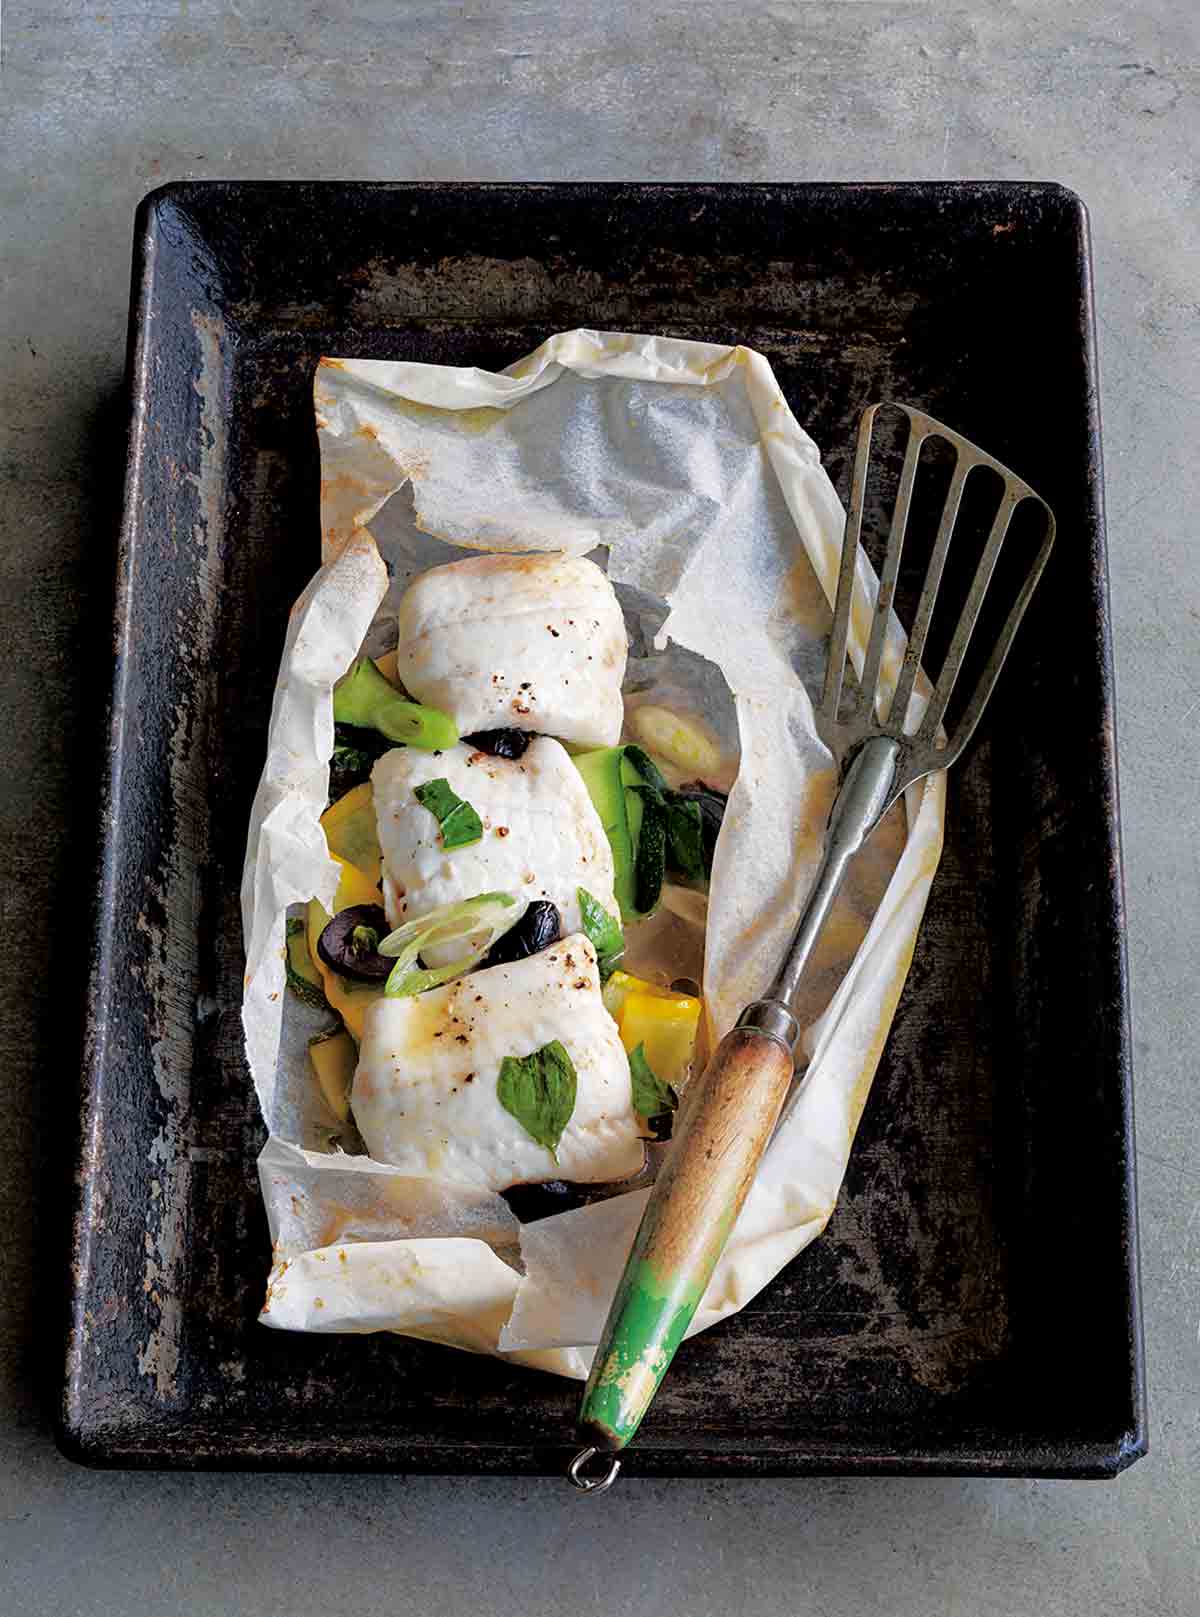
[61,182,1144,1476]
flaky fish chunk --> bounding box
[395,551,627,747]
[372,737,615,962]
[351,935,643,1191]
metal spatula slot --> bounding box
[568,403,1055,1492]
[822,401,1055,774]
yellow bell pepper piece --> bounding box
[306,854,385,1042]
[312,964,380,1044]
[312,852,381,929]
[320,782,383,886]
[602,968,679,1021]
[603,969,702,1089]
[619,990,701,1090]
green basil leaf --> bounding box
[622,745,707,888]
[497,1040,578,1160]
[414,777,484,850]
[576,888,624,982]
[629,1041,678,1140]
[674,783,726,878]
[664,794,706,884]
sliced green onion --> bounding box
[333,658,459,750]
[379,892,529,998]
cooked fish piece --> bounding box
[351,935,643,1191]
[372,736,615,963]
[395,551,627,747]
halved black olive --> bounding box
[499,1180,591,1224]
[463,727,533,760]
[500,1159,654,1223]
[316,903,392,981]
[482,900,561,967]
[676,782,728,873]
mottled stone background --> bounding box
[1,3,1196,1612]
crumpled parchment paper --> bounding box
[241,329,945,1379]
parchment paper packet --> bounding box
[241,329,946,1377]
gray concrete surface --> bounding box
[2,2,1197,1612]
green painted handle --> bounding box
[577,1024,796,1453]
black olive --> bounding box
[463,727,533,760]
[499,1159,653,1222]
[676,782,728,873]
[316,903,392,981]
[499,1180,592,1224]
[642,1109,674,1144]
[482,900,561,967]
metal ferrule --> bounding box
[736,999,802,1052]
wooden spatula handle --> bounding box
[577,1024,796,1453]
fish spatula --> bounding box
[568,402,1055,1492]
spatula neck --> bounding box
[766,734,901,1014]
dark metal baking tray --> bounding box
[61,181,1145,1476]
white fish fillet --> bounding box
[351,935,643,1191]
[372,736,616,964]
[395,551,627,747]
